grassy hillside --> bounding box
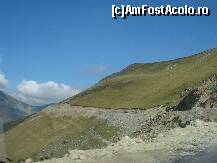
[1,48,217,162]
[0,112,119,162]
[64,48,217,109]
[1,115,32,134]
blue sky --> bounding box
[0,0,216,105]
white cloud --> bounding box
[87,65,107,75]
[0,73,8,89]
[16,80,80,105]
[94,65,106,74]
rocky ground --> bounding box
[34,120,217,163]
[4,76,217,163]
[33,76,217,162]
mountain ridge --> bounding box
[1,73,217,162]
[1,48,217,162]
[0,90,35,123]
[63,48,217,109]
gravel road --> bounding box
[174,145,217,163]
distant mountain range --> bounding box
[32,103,55,112]
[0,90,51,124]
[0,90,35,123]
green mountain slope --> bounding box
[63,48,217,109]
[0,112,119,162]
[0,90,35,123]
[1,48,217,162]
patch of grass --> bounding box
[0,113,119,162]
[64,48,217,109]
